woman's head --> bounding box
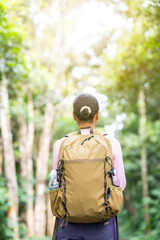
[73,93,99,125]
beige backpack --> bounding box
[49,129,123,227]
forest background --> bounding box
[0,0,160,240]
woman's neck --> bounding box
[75,113,98,129]
[78,123,95,129]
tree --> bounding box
[17,89,35,237]
[0,76,19,240]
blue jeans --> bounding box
[56,217,119,240]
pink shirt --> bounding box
[53,129,126,191]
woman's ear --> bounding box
[96,111,99,121]
[73,112,77,121]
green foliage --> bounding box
[19,222,28,240]
[0,176,31,240]
[17,175,31,209]
[100,0,160,117]
[53,117,77,142]
[0,1,29,87]
[0,176,14,239]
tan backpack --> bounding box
[49,129,123,227]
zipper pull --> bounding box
[81,138,88,145]
[88,135,94,141]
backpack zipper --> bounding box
[81,135,94,145]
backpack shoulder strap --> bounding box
[93,129,107,136]
[94,130,113,160]
[58,131,79,160]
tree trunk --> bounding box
[34,99,55,237]
[18,114,28,223]
[46,194,55,236]
[0,77,19,240]
[18,90,35,237]
[18,115,28,178]
[138,87,150,233]
[26,90,35,237]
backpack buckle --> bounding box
[108,168,116,176]
[107,188,110,199]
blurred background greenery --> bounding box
[0,0,160,239]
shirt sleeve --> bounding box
[112,139,126,191]
[53,137,66,170]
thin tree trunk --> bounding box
[18,115,28,177]
[0,77,19,240]
[34,99,55,237]
[26,90,34,237]
[138,87,150,233]
[18,114,28,224]
[46,194,55,236]
[17,90,34,237]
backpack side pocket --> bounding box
[106,185,123,216]
[49,187,65,218]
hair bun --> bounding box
[79,106,91,118]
